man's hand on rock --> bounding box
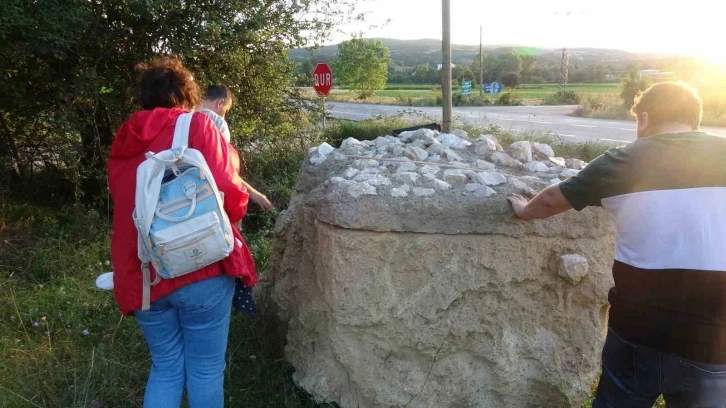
[507,194,530,219]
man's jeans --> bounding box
[594,328,726,408]
[135,275,235,408]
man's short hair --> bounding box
[136,57,200,110]
[631,82,703,130]
[203,84,236,105]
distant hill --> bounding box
[289,38,672,70]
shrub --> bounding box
[497,92,522,106]
[572,94,630,120]
[542,89,581,105]
[323,117,412,147]
[501,72,521,89]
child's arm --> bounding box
[241,180,273,212]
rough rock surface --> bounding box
[262,134,615,408]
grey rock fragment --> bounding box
[426,142,446,155]
[340,138,364,155]
[565,158,586,170]
[404,147,429,162]
[474,139,498,156]
[452,129,469,139]
[443,169,467,183]
[347,182,377,198]
[523,161,550,173]
[412,187,436,197]
[558,254,590,285]
[432,179,452,191]
[507,177,537,196]
[390,187,409,198]
[490,152,523,168]
[343,168,359,179]
[395,172,420,184]
[472,172,507,186]
[419,165,441,175]
[474,160,496,170]
[531,142,555,159]
[441,148,464,162]
[508,141,533,163]
[396,161,418,173]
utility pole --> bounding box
[442,0,452,133]
[559,47,570,92]
[479,25,483,96]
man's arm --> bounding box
[507,184,573,220]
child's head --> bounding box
[202,84,236,118]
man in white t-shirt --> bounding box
[199,85,272,211]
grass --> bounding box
[573,92,726,128]
[0,199,327,408]
[301,83,619,107]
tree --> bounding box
[620,67,654,109]
[333,37,389,98]
[521,56,537,83]
[0,0,367,204]
[471,54,498,84]
[496,53,523,79]
[453,66,475,85]
[501,72,521,89]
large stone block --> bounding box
[262,137,615,408]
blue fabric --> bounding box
[594,327,726,408]
[134,275,235,408]
[152,167,229,279]
[232,278,257,318]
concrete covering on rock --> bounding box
[263,133,615,408]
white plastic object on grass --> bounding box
[95,272,114,291]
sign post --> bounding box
[461,81,473,98]
[484,81,502,102]
[313,63,333,127]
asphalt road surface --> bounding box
[326,102,726,145]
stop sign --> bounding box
[313,63,333,97]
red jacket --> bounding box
[108,108,257,315]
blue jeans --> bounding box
[594,328,726,408]
[135,275,235,408]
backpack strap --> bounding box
[137,112,194,311]
[172,112,194,149]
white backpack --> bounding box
[132,112,234,310]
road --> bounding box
[326,102,726,145]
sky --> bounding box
[336,0,725,61]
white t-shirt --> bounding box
[200,108,231,142]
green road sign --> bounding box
[461,81,472,96]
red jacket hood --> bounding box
[110,108,186,159]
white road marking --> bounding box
[328,111,371,117]
[572,124,598,128]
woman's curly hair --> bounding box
[136,56,200,110]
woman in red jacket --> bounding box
[107,57,256,408]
